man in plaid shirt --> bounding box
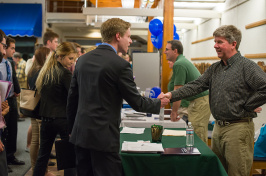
[13,52,27,89]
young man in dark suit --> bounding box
[0,32,24,173]
[67,18,169,176]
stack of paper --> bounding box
[121,141,164,153]
[120,127,145,134]
[162,129,186,136]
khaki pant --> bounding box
[177,107,188,118]
[212,120,254,176]
[30,118,48,175]
[188,95,211,144]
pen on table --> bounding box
[133,112,146,115]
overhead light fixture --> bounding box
[122,0,135,8]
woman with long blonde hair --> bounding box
[33,42,78,176]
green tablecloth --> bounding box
[120,128,228,176]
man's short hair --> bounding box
[6,37,15,48]
[13,52,21,58]
[213,25,242,50]
[167,40,183,54]
[100,18,131,43]
[0,29,6,43]
[43,29,59,45]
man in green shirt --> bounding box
[164,40,211,144]
[167,60,189,124]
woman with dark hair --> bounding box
[27,46,53,176]
[33,42,77,176]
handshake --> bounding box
[157,92,172,108]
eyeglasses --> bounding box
[0,42,7,49]
[165,48,173,51]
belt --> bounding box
[216,118,252,126]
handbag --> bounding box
[254,124,266,158]
[55,139,76,170]
[20,88,41,118]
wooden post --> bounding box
[161,0,174,108]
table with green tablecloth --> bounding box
[120,128,228,176]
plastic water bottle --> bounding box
[159,108,164,121]
[186,122,194,147]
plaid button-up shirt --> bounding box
[16,58,27,82]
[171,52,266,121]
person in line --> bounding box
[0,29,9,176]
[13,52,28,122]
[68,42,82,74]
[33,42,78,176]
[5,38,25,123]
[25,44,44,76]
[67,18,169,176]
[167,59,189,124]
[164,40,210,144]
[0,33,24,173]
[27,47,55,176]
[42,30,59,160]
[13,52,27,89]
[43,29,59,52]
[161,25,266,176]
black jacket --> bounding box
[67,45,161,152]
[39,62,72,118]
[8,58,20,94]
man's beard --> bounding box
[0,52,3,62]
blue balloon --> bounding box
[151,32,163,49]
[149,19,163,36]
[150,87,161,98]
[173,24,176,34]
[174,32,179,40]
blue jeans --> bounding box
[33,118,76,176]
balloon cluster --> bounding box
[149,19,179,49]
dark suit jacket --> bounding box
[67,45,161,152]
[39,62,72,118]
[7,58,20,94]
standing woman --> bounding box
[33,42,78,176]
[27,47,53,176]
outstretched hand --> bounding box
[157,92,170,108]
[158,92,172,100]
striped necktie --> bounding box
[5,60,11,81]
